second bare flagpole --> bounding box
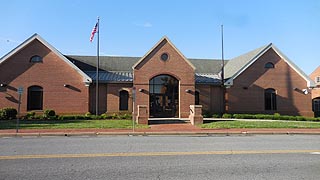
[96,17,100,116]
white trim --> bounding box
[225,43,272,86]
[225,43,315,88]
[271,44,315,88]
[0,34,92,84]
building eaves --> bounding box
[0,34,92,84]
[224,44,270,79]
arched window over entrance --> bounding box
[27,86,43,111]
[265,88,277,110]
[149,75,179,118]
[313,97,320,117]
[119,90,129,111]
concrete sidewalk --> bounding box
[1,123,320,137]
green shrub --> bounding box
[202,110,213,118]
[85,112,92,117]
[100,113,112,119]
[255,114,265,119]
[233,114,255,119]
[90,115,102,120]
[262,114,274,120]
[273,113,281,120]
[212,114,222,118]
[296,116,306,121]
[1,107,18,120]
[222,113,232,119]
[58,115,76,120]
[289,116,297,121]
[119,113,132,119]
[43,109,56,120]
[25,111,36,120]
[0,109,5,120]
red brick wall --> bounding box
[196,84,223,114]
[106,83,133,113]
[226,48,313,117]
[133,39,195,118]
[0,39,89,114]
[310,66,320,99]
[89,84,107,114]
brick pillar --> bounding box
[189,105,203,125]
[136,105,148,124]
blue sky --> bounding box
[0,0,319,74]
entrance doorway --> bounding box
[313,97,320,117]
[149,75,179,118]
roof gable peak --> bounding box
[132,36,195,70]
[0,33,92,84]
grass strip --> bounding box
[0,120,148,130]
[201,120,320,129]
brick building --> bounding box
[310,66,320,117]
[0,34,316,123]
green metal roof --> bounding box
[66,55,226,74]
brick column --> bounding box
[189,105,203,125]
[136,105,148,125]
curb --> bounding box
[1,131,320,137]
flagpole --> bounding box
[96,17,100,116]
[221,24,225,114]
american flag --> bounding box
[90,22,98,42]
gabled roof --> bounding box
[68,55,223,84]
[0,33,92,84]
[224,43,315,88]
[67,55,140,71]
[224,44,270,79]
[67,55,224,74]
[132,36,196,70]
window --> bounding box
[149,74,179,118]
[160,53,169,61]
[316,76,320,83]
[195,91,200,105]
[313,98,320,117]
[119,90,129,111]
[265,88,277,110]
[27,86,43,111]
[265,62,275,69]
[30,55,43,63]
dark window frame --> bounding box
[27,86,43,111]
[265,88,277,111]
[160,53,169,61]
[195,91,200,105]
[119,90,129,111]
[265,62,275,69]
[30,55,43,63]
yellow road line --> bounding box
[0,150,319,160]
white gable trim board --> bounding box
[0,34,92,85]
[224,44,315,88]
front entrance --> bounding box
[313,97,320,117]
[149,75,179,118]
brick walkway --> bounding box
[149,123,201,131]
[1,120,320,136]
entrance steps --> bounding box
[148,118,190,125]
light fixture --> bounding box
[0,83,7,87]
[139,88,144,92]
[64,84,70,87]
[185,89,192,93]
[84,82,90,87]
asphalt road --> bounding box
[1,135,320,180]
